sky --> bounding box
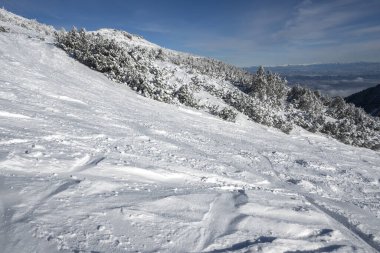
[1,0,380,67]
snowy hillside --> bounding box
[54,23,380,150]
[1,9,380,253]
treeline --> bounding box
[55,28,380,150]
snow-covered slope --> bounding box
[1,9,380,253]
[54,21,380,150]
[0,8,54,38]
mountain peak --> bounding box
[0,8,54,37]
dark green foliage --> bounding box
[174,85,201,109]
[221,90,292,133]
[321,99,380,149]
[55,28,176,103]
[56,28,131,79]
[209,105,238,122]
[287,85,380,149]
[0,26,10,32]
[287,85,323,113]
[249,66,287,107]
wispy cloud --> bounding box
[346,25,380,36]
[180,0,380,66]
[275,0,376,42]
[136,23,172,34]
[5,0,379,66]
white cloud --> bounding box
[275,0,371,42]
[346,25,380,36]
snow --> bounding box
[0,111,31,119]
[1,9,380,253]
[45,94,88,105]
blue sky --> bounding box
[1,0,380,66]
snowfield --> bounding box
[1,10,380,253]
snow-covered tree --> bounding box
[249,66,287,107]
[54,28,379,150]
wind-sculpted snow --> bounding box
[1,9,380,253]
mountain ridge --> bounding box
[1,9,380,253]
[246,62,380,76]
[53,21,380,149]
[1,7,380,151]
[345,84,380,117]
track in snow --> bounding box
[305,196,380,253]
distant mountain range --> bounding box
[246,62,380,76]
[246,62,380,97]
[345,84,380,117]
